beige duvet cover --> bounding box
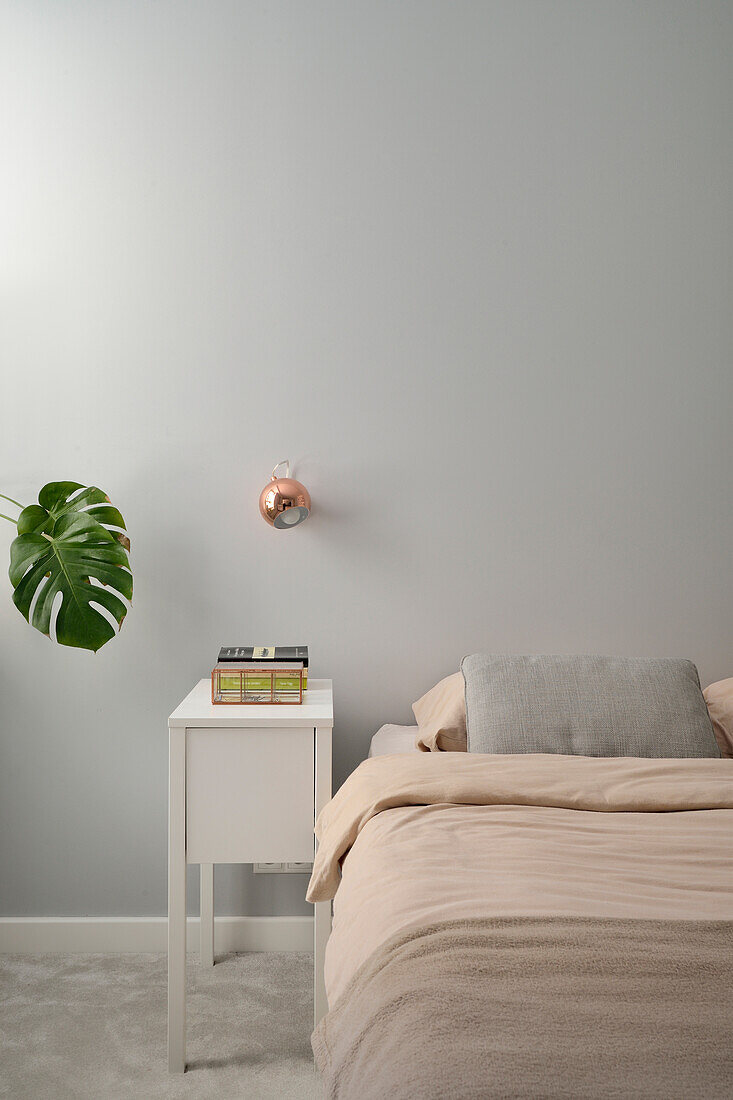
[308,752,733,1005]
[307,753,733,1098]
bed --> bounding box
[307,656,733,1099]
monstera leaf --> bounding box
[8,482,132,652]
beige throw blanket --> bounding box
[313,917,733,1099]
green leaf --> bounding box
[16,505,50,535]
[8,482,132,653]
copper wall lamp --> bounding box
[259,460,311,529]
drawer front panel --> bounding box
[186,727,314,864]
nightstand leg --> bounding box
[200,864,214,967]
[314,899,331,1027]
[168,726,187,1072]
[314,725,333,1029]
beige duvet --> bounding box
[308,752,733,1006]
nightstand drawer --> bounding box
[185,727,314,864]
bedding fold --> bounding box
[307,752,733,902]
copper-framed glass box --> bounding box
[211,665,305,705]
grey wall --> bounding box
[1,1,732,919]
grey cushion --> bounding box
[462,654,720,758]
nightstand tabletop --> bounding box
[168,677,333,728]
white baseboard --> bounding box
[0,916,313,954]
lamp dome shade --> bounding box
[259,474,311,529]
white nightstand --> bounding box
[167,678,333,1073]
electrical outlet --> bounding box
[285,862,313,874]
[253,862,313,874]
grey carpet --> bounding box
[0,952,322,1100]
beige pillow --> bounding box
[413,671,467,752]
[703,678,733,759]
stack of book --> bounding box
[213,646,309,704]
